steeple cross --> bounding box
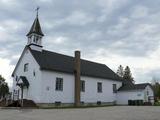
[36,7,40,17]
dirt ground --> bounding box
[0,106,160,120]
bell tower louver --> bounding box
[26,8,44,51]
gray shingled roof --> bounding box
[118,81,152,91]
[30,49,122,81]
[27,16,44,36]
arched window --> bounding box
[33,36,36,42]
[36,36,39,43]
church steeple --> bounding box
[26,16,44,37]
[26,7,44,51]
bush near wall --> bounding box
[154,101,160,106]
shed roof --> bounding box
[118,82,152,91]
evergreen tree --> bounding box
[0,75,9,99]
[0,75,5,85]
[123,66,134,81]
[152,81,160,100]
[116,65,124,77]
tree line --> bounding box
[116,65,160,100]
[116,65,134,81]
[151,78,160,100]
[0,75,9,100]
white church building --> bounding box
[12,13,154,107]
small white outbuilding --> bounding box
[117,81,154,105]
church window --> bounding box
[33,36,36,42]
[33,70,36,77]
[97,82,102,93]
[81,80,85,92]
[36,39,38,44]
[24,63,29,72]
[55,78,63,91]
[113,84,117,93]
[14,90,18,95]
[147,90,149,95]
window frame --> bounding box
[33,70,36,77]
[81,80,85,92]
[55,77,63,91]
[113,84,117,93]
[97,82,102,93]
[24,63,29,72]
[146,89,149,95]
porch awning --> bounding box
[16,76,29,88]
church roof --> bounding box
[30,49,123,82]
[26,16,44,36]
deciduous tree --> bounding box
[0,75,9,99]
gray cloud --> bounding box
[1,0,160,84]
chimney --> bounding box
[74,51,81,106]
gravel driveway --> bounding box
[0,106,160,120]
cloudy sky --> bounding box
[1,0,160,86]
